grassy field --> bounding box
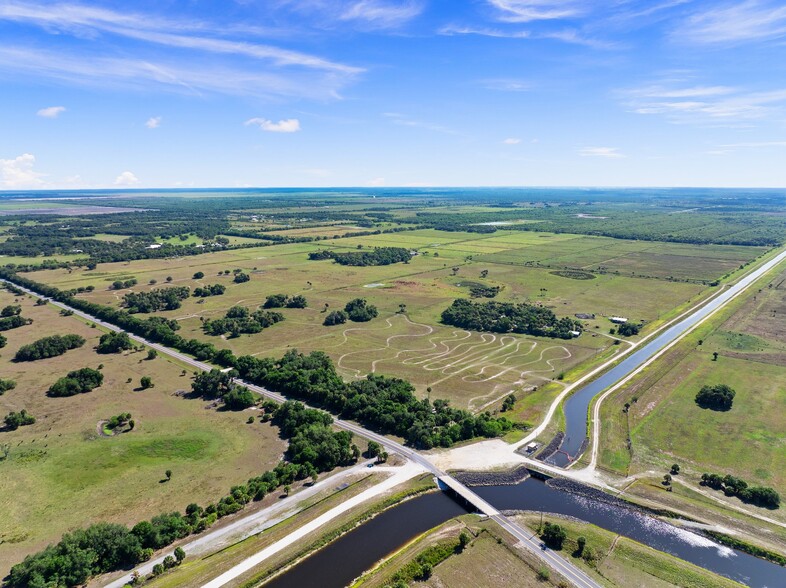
[0,290,286,574]
[21,228,759,415]
[597,262,786,515]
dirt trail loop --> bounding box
[335,314,572,410]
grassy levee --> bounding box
[513,514,746,588]
[141,474,436,588]
[0,290,286,575]
[351,516,571,588]
[592,257,786,557]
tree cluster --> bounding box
[202,306,284,337]
[190,369,256,410]
[695,384,735,411]
[344,298,378,322]
[4,409,35,430]
[469,285,500,298]
[541,522,567,549]
[234,351,515,449]
[0,378,16,395]
[263,293,308,309]
[0,313,32,332]
[122,286,191,313]
[110,279,137,290]
[616,322,641,337]
[309,247,411,266]
[48,368,104,397]
[97,331,133,354]
[107,412,133,430]
[233,272,250,283]
[192,284,226,297]
[701,473,780,509]
[14,334,85,362]
[441,299,581,339]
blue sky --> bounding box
[1,0,785,189]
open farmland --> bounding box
[597,262,786,512]
[22,227,764,416]
[0,289,286,574]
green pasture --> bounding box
[0,291,285,574]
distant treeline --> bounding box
[441,299,581,339]
[414,207,785,246]
[308,247,411,266]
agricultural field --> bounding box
[0,289,286,574]
[598,262,786,508]
[19,225,754,415]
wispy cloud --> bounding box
[676,1,786,44]
[340,1,423,29]
[503,138,521,144]
[0,47,351,100]
[438,25,530,38]
[37,105,66,118]
[623,81,786,125]
[145,116,162,129]
[245,118,301,133]
[487,0,584,23]
[479,78,532,92]
[0,153,46,188]
[718,141,786,148]
[114,171,139,186]
[0,2,361,99]
[383,112,458,135]
[579,146,625,158]
[275,0,422,30]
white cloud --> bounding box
[438,25,530,38]
[145,116,162,129]
[0,153,46,188]
[487,0,584,23]
[503,138,521,144]
[676,1,786,44]
[0,47,350,101]
[0,2,361,100]
[340,1,423,29]
[383,112,458,135]
[367,177,386,186]
[114,171,139,186]
[623,81,786,125]
[579,147,625,159]
[718,141,786,149]
[244,118,301,133]
[479,78,532,92]
[37,105,65,118]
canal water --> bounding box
[264,492,466,588]
[554,249,786,466]
[264,478,784,588]
[475,478,784,588]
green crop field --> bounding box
[0,290,286,574]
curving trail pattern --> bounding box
[335,314,572,410]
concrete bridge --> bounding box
[437,475,500,516]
